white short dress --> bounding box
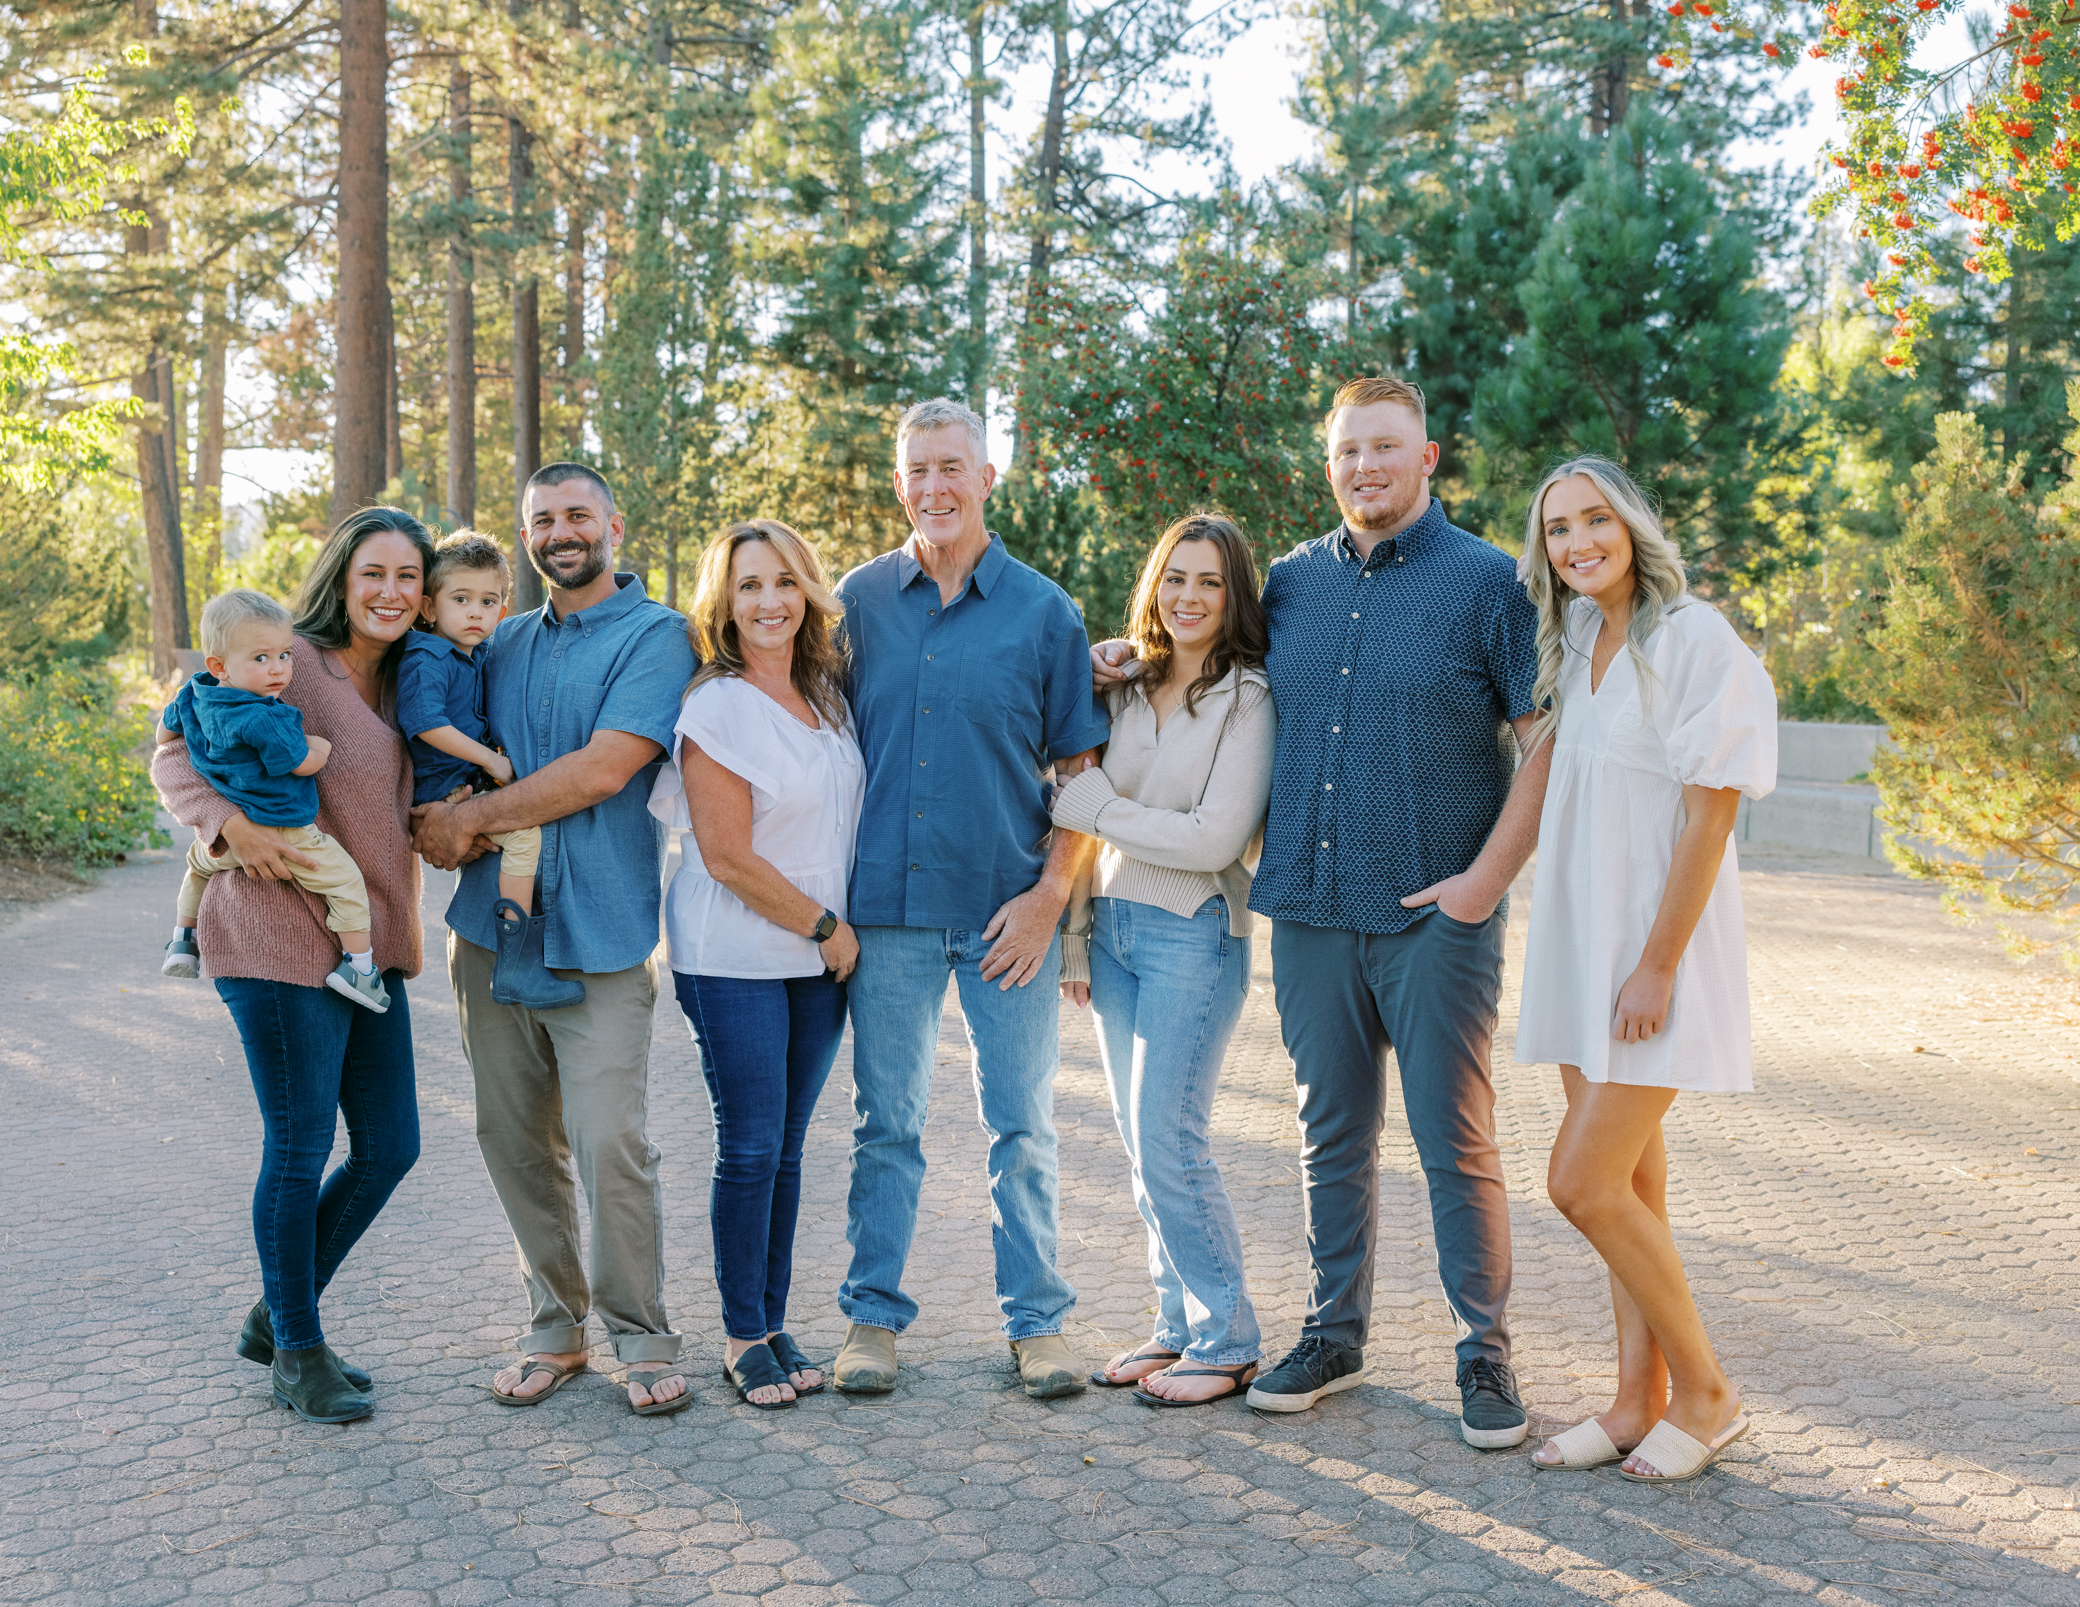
[646,675,865,980]
[1514,599,1777,1092]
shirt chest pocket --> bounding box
[561,681,609,744]
[959,645,1041,735]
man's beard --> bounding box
[528,536,609,591]
[1338,479,1423,533]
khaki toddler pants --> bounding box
[490,824,541,879]
[178,823,371,934]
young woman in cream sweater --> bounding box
[1051,514,1277,1407]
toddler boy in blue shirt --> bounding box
[158,588,388,1012]
[396,531,579,1009]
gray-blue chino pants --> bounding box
[1270,909,1512,1367]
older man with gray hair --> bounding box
[829,398,1111,1399]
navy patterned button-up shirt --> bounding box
[1247,498,1540,936]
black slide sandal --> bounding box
[1091,1343,1182,1388]
[767,1332,825,1394]
[1133,1361,1259,1409]
[725,1342,796,1409]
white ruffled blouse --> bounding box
[648,675,865,980]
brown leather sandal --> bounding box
[490,1355,586,1406]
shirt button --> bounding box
[1351,612,1359,619]
[926,654,934,661]
[922,707,930,714]
[1341,668,1350,675]
[916,811,923,818]
[919,759,927,767]
[1332,725,1341,733]
[1320,841,1329,849]
[1324,783,1333,790]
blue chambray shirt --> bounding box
[840,533,1111,931]
[1247,499,1540,937]
[446,573,695,974]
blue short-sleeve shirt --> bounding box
[161,675,317,827]
[396,631,491,805]
[1247,499,1540,936]
[840,533,1111,931]
[445,573,696,974]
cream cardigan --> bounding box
[1050,665,1276,983]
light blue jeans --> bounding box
[1089,896,1261,1366]
[840,924,1075,1340]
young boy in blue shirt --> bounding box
[158,589,388,1012]
[397,531,581,1009]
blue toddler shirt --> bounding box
[395,630,494,806]
[160,675,317,828]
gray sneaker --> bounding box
[324,959,390,1013]
[161,931,201,979]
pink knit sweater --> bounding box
[150,636,424,986]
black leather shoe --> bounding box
[238,1299,374,1392]
[271,1344,373,1424]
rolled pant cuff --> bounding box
[522,1324,589,1357]
[613,1332,683,1366]
[837,1304,912,1337]
[1005,1324,1065,1343]
[1185,1348,1262,1367]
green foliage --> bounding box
[1851,393,2080,968]
[0,667,166,866]
[0,486,134,673]
[1472,111,1791,576]
[1004,230,1335,632]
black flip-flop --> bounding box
[1091,1343,1182,1388]
[767,1332,825,1395]
[724,1342,796,1410]
[1133,1361,1259,1409]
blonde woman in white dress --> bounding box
[1512,456,1777,1483]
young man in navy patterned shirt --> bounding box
[1094,376,1551,1447]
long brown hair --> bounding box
[291,506,437,675]
[685,520,850,729]
[1123,514,1269,716]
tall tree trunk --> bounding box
[382,285,403,485]
[1592,0,1630,135]
[333,0,391,524]
[1025,2,1069,310]
[511,107,545,610]
[563,194,585,428]
[198,318,226,596]
[2001,253,2027,451]
[125,211,189,677]
[966,2,988,410]
[447,56,477,527]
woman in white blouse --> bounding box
[1511,457,1777,1482]
[649,521,864,1411]
[1051,515,1277,1408]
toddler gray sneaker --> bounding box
[324,959,390,1013]
[162,931,201,978]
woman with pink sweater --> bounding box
[151,507,434,1425]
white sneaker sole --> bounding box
[324,971,389,1013]
[1244,1367,1367,1413]
[1462,1415,1530,1449]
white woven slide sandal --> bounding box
[1617,1412,1751,1483]
[1531,1417,1624,1471]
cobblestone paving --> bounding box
[5,845,2079,1606]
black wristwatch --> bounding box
[812,909,839,942]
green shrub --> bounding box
[0,667,166,865]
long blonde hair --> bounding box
[685,520,849,729]
[1521,456,1688,752]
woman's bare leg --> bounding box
[1540,1067,1737,1475]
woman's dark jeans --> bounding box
[674,971,846,1341]
[215,973,420,1351]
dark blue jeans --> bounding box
[215,974,420,1351]
[674,971,846,1341]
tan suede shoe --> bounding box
[1009,1333,1087,1399]
[833,1322,898,1393]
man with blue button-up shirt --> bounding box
[411,463,697,1417]
[829,399,1111,1401]
[1096,376,1552,1447]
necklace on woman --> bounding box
[320,644,382,707]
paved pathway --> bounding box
[4,845,2079,1606]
